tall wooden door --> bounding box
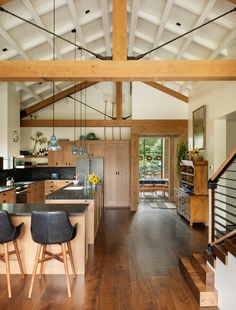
[104,141,130,207]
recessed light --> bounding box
[176,22,181,26]
[2,47,8,52]
[85,9,90,14]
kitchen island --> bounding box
[0,203,88,275]
[45,184,104,245]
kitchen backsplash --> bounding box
[0,167,75,185]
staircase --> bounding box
[179,235,236,307]
[179,148,236,308]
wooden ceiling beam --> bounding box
[116,82,123,120]
[143,81,188,103]
[1,60,236,81]
[0,1,12,4]
[20,81,98,118]
[20,119,188,135]
[113,0,127,60]
[227,0,236,4]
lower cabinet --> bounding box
[0,189,16,203]
[176,189,208,226]
[27,181,45,203]
[44,180,72,196]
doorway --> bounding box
[138,136,169,203]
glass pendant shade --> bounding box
[71,143,79,154]
[48,134,61,151]
[79,145,87,155]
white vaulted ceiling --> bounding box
[0,0,236,109]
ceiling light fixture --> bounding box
[48,0,61,152]
[71,28,79,155]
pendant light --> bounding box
[78,48,87,155]
[48,0,61,151]
[71,28,79,154]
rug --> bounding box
[149,202,176,209]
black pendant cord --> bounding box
[135,7,236,60]
[52,0,56,136]
[68,95,113,119]
[72,29,77,144]
[0,6,105,60]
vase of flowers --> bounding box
[88,173,100,189]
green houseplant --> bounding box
[177,140,188,176]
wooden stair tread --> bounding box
[179,257,218,307]
[204,249,216,268]
[213,244,228,265]
[224,239,236,257]
[191,253,215,287]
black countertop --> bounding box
[46,184,100,200]
[0,203,88,216]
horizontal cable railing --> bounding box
[209,148,236,246]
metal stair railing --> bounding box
[208,148,236,250]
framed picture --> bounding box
[193,105,206,150]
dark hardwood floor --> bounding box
[0,203,216,309]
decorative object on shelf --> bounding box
[88,173,100,188]
[189,148,201,161]
[193,105,206,150]
[177,140,188,176]
[86,132,97,140]
[31,131,47,155]
[48,0,61,152]
[12,130,20,142]
[71,28,79,155]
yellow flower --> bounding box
[88,173,100,185]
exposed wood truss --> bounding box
[113,0,127,60]
[228,0,236,4]
[20,119,188,135]
[20,81,98,118]
[116,82,122,120]
[1,60,236,82]
[0,1,12,4]
[143,81,188,103]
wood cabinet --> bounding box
[48,142,76,167]
[27,181,45,203]
[0,189,16,203]
[104,141,130,207]
[180,160,208,195]
[176,160,208,225]
[86,141,105,157]
[44,180,72,196]
[176,189,208,226]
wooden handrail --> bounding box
[211,229,236,246]
[210,148,236,182]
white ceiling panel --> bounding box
[0,0,235,109]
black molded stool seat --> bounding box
[28,211,78,298]
[0,210,24,298]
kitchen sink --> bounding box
[63,186,84,190]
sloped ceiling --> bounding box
[0,0,236,109]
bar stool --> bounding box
[28,211,78,298]
[0,210,24,298]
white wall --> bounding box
[188,81,236,177]
[0,83,20,157]
[132,82,188,119]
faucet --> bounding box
[75,173,87,186]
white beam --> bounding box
[128,0,140,55]
[176,0,217,59]
[100,0,112,56]
[149,0,174,59]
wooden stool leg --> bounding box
[4,243,11,298]
[13,240,25,279]
[28,244,41,299]
[61,243,71,298]
[67,242,76,279]
[39,245,47,280]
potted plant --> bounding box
[177,140,188,176]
